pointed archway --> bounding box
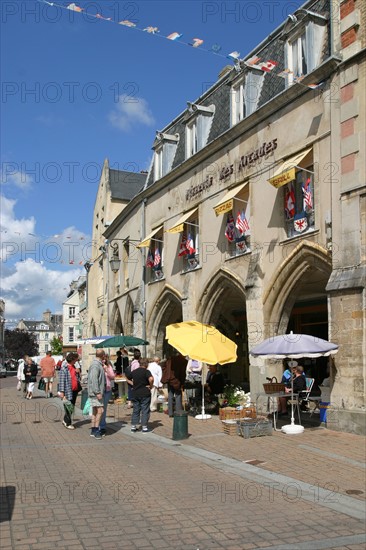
[110,303,123,335]
[123,295,135,335]
[264,242,332,334]
[147,285,183,358]
[264,241,332,382]
[198,268,248,386]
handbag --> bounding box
[82,398,91,416]
[38,378,46,391]
[263,376,285,394]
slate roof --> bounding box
[145,0,330,189]
[109,169,147,201]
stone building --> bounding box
[85,0,365,433]
[62,276,86,353]
[17,310,63,355]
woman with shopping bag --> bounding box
[58,352,81,430]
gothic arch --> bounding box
[263,241,332,335]
[110,303,123,335]
[147,285,183,357]
[197,268,247,326]
[123,295,135,335]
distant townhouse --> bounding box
[17,309,63,355]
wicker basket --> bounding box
[237,417,272,439]
[263,376,285,394]
[221,420,238,436]
[219,405,256,421]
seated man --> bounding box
[278,365,306,415]
[205,364,225,396]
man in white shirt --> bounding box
[148,357,162,412]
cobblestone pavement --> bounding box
[1,377,365,550]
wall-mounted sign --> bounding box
[219,164,234,181]
[238,139,278,171]
[186,176,213,201]
[268,167,295,188]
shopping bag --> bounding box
[82,398,91,416]
[17,380,22,391]
[63,399,75,416]
[38,378,46,391]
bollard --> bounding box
[80,389,89,411]
[172,411,189,440]
[319,401,330,423]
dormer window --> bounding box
[184,103,215,159]
[283,10,327,85]
[153,132,179,181]
[230,68,263,126]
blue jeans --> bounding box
[131,395,151,427]
[100,390,111,430]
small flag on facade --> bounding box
[224,214,235,242]
[186,233,196,255]
[178,234,188,256]
[302,177,313,210]
[294,212,308,233]
[146,249,154,268]
[285,183,295,219]
[235,211,249,235]
[154,248,161,268]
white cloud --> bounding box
[0,194,92,321]
[1,259,83,318]
[0,195,37,261]
[1,167,33,189]
[108,94,155,131]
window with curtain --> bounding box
[185,103,215,159]
[284,15,327,85]
[153,133,179,181]
[230,69,263,126]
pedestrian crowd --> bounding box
[15,348,228,439]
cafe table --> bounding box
[256,391,301,431]
[114,377,128,399]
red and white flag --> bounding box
[235,211,249,235]
[186,233,196,255]
[178,234,189,257]
[259,60,278,72]
[285,183,295,219]
[154,248,161,267]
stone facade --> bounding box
[85,0,365,433]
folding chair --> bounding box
[299,378,314,410]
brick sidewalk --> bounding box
[1,377,365,550]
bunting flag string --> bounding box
[39,2,326,89]
[37,2,326,89]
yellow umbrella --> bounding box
[165,321,237,365]
[166,321,237,421]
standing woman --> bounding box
[58,352,81,430]
[24,357,37,399]
[99,354,115,436]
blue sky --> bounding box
[1,0,303,323]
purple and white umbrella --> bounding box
[250,332,338,434]
[250,332,338,359]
